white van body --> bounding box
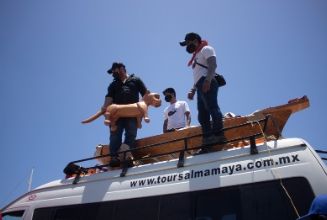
[2,137,327,220]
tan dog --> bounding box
[82,93,161,131]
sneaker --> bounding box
[194,148,210,155]
[109,157,120,167]
[203,135,226,145]
[126,159,134,168]
[203,136,215,146]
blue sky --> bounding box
[1,0,326,208]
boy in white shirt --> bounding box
[162,88,191,133]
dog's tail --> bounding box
[81,110,104,124]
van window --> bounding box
[92,201,114,219]
[194,177,314,220]
[2,210,24,220]
[159,193,192,220]
[32,207,54,220]
[32,177,314,220]
[113,196,158,220]
[195,185,241,220]
[33,203,109,220]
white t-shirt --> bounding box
[163,100,190,130]
[192,45,216,84]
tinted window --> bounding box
[281,177,316,217]
[54,205,83,220]
[194,177,314,220]
[2,211,24,220]
[32,177,314,220]
[33,203,112,220]
[113,196,159,220]
[159,193,193,220]
[93,202,114,220]
[195,187,241,220]
[33,208,54,220]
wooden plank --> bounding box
[94,96,309,165]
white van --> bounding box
[2,96,326,219]
[2,137,327,220]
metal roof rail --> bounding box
[64,115,273,183]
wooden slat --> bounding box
[94,96,309,165]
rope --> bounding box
[250,120,300,218]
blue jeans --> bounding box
[196,77,224,138]
[110,118,137,157]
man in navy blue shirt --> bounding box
[103,62,149,167]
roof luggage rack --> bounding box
[64,115,274,183]
[316,150,327,161]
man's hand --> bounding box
[187,88,196,100]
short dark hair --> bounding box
[163,87,176,97]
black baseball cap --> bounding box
[163,87,176,96]
[107,62,125,74]
[179,32,201,46]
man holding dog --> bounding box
[103,62,149,167]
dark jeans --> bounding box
[196,77,224,138]
[110,118,137,157]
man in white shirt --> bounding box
[162,87,191,133]
[180,32,226,154]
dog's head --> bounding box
[143,93,161,107]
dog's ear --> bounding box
[154,93,160,99]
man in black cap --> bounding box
[102,62,149,167]
[180,32,225,154]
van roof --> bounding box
[26,137,311,190]
[3,136,327,213]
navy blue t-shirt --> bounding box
[106,74,147,104]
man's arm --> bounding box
[187,84,196,100]
[185,111,191,127]
[163,119,168,133]
[142,90,150,97]
[102,97,113,112]
[203,56,217,93]
[136,76,149,98]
